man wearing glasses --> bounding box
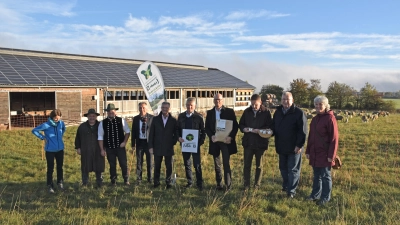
[272,92,307,198]
[205,93,239,192]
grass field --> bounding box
[0,113,400,224]
[383,98,400,109]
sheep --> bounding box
[335,115,343,121]
[361,115,369,123]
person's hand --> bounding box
[252,129,259,133]
[178,137,185,143]
[76,148,81,155]
[211,135,216,143]
[149,148,154,154]
[327,158,333,162]
[130,147,135,154]
[244,128,250,133]
[120,142,126,148]
[101,149,106,157]
[225,136,232,144]
[306,154,310,159]
[294,146,302,154]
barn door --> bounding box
[55,91,82,122]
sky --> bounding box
[1,0,400,92]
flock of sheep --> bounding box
[303,109,390,123]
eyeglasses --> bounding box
[282,98,292,101]
[214,99,223,101]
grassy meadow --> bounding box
[0,113,400,224]
[383,98,400,109]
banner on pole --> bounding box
[136,61,166,115]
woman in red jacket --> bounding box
[305,96,339,206]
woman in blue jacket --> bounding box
[32,109,66,193]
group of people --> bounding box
[32,91,338,206]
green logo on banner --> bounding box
[141,64,152,79]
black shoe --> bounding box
[184,183,192,189]
[216,185,224,191]
[81,183,88,187]
[96,181,103,188]
[224,186,231,193]
[111,180,116,186]
[136,180,142,186]
[48,185,55,194]
[166,184,172,189]
[281,187,287,192]
[287,193,295,199]
[153,183,160,188]
[306,196,319,201]
[253,185,260,190]
[197,185,203,191]
[316,200,328,206]
[243,186,250,192]
[57,183,64,191]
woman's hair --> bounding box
[49,109,62,118]
[314,95,330,110]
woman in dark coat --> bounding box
[75,109,105,187]
[305,96,339,206]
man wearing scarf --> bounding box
[98,103,131,186]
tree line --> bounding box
[259,79,397,112]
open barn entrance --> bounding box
[9,92,55,128]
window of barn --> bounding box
[123,91,130,100]
[115,91,122,100]
[201,91,206,98]
[187,91,191,98]
[106,91,114,101]
[138,91,145,100]
[130,91,137,100]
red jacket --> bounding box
[306,110,339,167]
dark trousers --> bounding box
[136,140,153,182]
[154,155,173,185]
[105,147,129,183]
[212,142,232,188]
[279,153,302,195]
[45,150,64,186]
[243,147,265,188]
[310,166,332,202]
[182,151,203,187]
[82,172,103,185]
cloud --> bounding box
[2,0,76,17]
[225,10,290,20]
[125,14,154,31]
[158,15,205,26]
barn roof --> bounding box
[0,47,254,89]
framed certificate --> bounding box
[182,129,199,153]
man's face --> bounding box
[213,94,223,108]
[281,94,293,109]
[186,101,196,114]
[251,99,261,110]
[87,114,97,123]
[107,110,116,118]
[161,104,170,115]
[139,104,147,115]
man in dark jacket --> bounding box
[98,104,131,186]
[75,109,105,188]
[239,94,272,190]
[131,102,154,185]
[177,97,206,190]
[205,93,239,191]
[272,92,307,198]
[148,102,179,189]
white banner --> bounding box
[181,129,199,153]
[136,61,166,115]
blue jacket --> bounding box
[32,118,66,152]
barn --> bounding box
[0,47,255,129]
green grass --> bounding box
[383,98,400,109]
[0,114,400,224]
